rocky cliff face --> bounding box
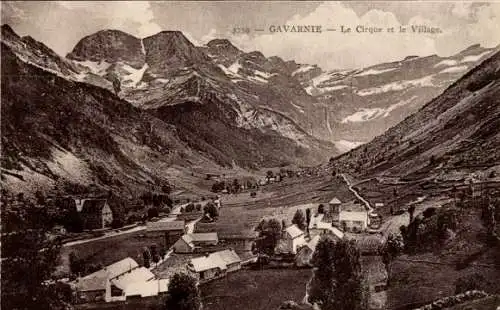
[67,29,145,68]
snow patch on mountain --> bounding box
[434,59,458,67]
[74,60,111,75]
[334,140,364,153]
[461,51,491,63]
[342,96,417,123]
[122,63,149,86]
[439,66,468,74]
[292,65,316,76]
[355,67,397,76]
[357,75,434,96]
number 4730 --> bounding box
[232,27,250,34]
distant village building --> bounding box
[187,249,241,283]
[338,202,369,233]
[374,202,384,209]
[146,220,185,246]
[173,233,219,253]
[79,199,113,230]
[278,224,306,254]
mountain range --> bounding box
[329,48,500,182]
[1,23,498,196]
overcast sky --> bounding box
[2,1,499,69]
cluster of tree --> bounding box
[69,252,102,277]
[381,233,404,283]
[292,209,307,231]
[140,191,173,208]
[183,203,202,213]
[1,199,72,310]
[308,237,368,310]
[165,273,201,310]
[142,244,167,268]
[211,178,257,194]
[201,202,219,221]
[253,218,282,255]
[399,207,458,253]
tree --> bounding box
[408,205,416,223]
[147,207,159,219]
[250,191,257,198]
[292,209,306,231]
[306,208,311,233]
[143,248,151,268]
[255,218,282,255]
[165,273,201,310]
[150,244,160,265]
[203,202,219,219]
[266,170,274,178]
[232,179,240,193]
[185,203,195,213]
[1,229,72,310]
[381,233,404,284]
[318,204,325,214]
[308,237,367,310]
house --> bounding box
[124,279,169,299]
[187,249,241,283]
[74,257,139,302]
[295,235,321,267]
[79,199,113,230]
[146,220,185,245]
[339,202,369,233]
[279,224,306,254]
[308,214,344,240]
[74,257,167,303]
[173,233,219,253]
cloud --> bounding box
[56,1,162,38]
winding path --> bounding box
[340,173,374,214]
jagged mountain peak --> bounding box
[1,24,18,39]
[67,29,145,68]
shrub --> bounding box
[250,191,257,198]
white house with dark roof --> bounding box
[187,249,241,282]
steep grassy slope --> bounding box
[1,42,218,196]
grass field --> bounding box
[59,230,167,275]
[195,174,356,239]
[201,268,312,310]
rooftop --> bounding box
[341,202,367,212]
[329,197,342,205]
[285,224,305,239]
[76,257,139,292]
[189,249,241,272]
[111,267,155,290]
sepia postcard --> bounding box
[1,1,499,310]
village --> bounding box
[42,169,393,309]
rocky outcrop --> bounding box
[67,30,145,68]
